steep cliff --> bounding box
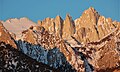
[0,22,17,48]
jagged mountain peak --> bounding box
[83,7,100,16]
[0,21,3,26]
[65,13,73,21]
[55,15,63,21]
[62,13,75,40]
[0,22,17,48]
[44,17,54,22]
[37,20,42,26]
[85,7,97,12]
[74,7,118,43]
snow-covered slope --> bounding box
[17,40,76,72]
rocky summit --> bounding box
[0,7,120,72]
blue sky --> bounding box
[0,0,120,22]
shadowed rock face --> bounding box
[0,42,58,72]
[0,7,120,72]
[17,40,76,72]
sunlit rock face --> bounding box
[0,7,120,72]
[74,7,100,43]
[0,22,17,48]
[74,7,119,44]
[62,14,75,40]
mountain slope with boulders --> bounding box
[0,7,120,72]
[0,42,59,72]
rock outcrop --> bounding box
[62,14,75,40]
[0,22,17,48]
[54,15,63,37]
[74,7,120,44]
[38,14,75,40]
[74,7,100,43]
[38,17,55,34]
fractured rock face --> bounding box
[21,26,56,49]
[38,15,64,37]
[97,40,119,70]
[22,29,37,44]
[97,16,116,39]
[0,22,17,48]
[74,7,100,43]
[75,7,100,28]
[74,7,119,44]
[39,17,55,34]
[38,14,75,40]
[54,15,63,37]
[62,14,75,40]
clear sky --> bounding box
[0,0,120,22]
